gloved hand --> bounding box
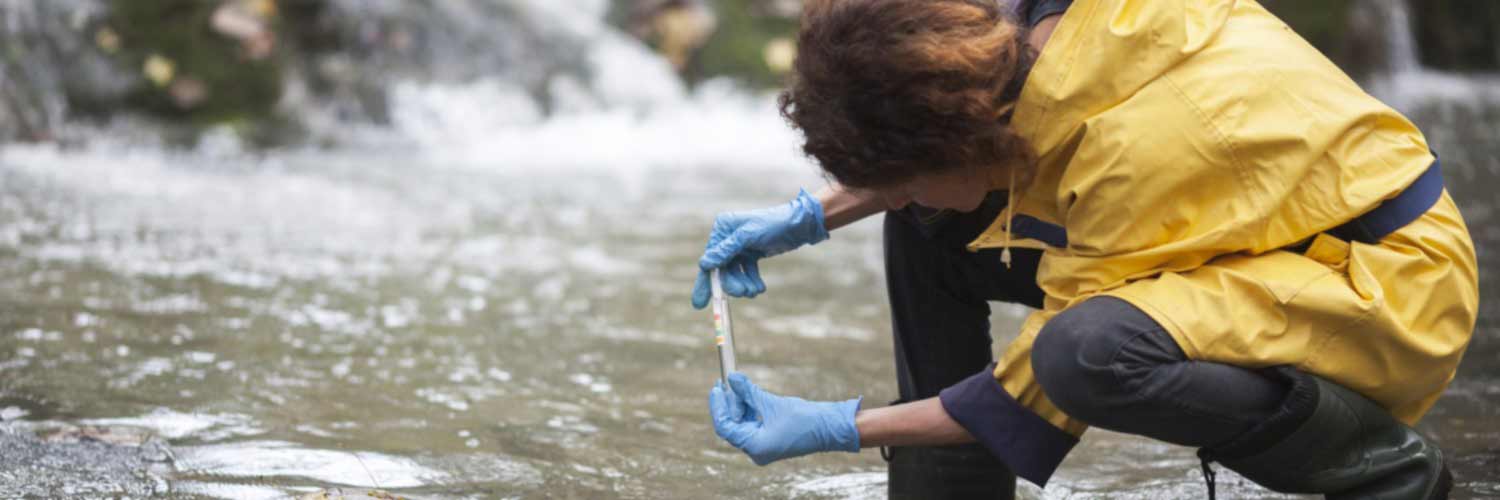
[691,189,829,309]
[708,373,862,465]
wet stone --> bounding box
[301,489,409,500]
[38,422,155,447]
[0,422,172,497]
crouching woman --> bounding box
[694,0,1478,498]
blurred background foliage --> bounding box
[1410,1,1500,71]
[688,0,799,88]
[683,0,1500,87]
[1,0,1496,145]
[104,1,283,124]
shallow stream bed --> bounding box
[1,97,1497,499]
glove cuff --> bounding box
[829,396,863,453]
[793,189,831,246]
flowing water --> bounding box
[1,0,1497,498]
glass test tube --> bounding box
[710,269,737,387]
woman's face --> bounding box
[871,166,993,213]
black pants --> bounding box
[883,195,1032,498]
[884,195,1289,493]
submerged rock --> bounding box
[301,489,410,500]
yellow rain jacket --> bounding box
[960,0,1478,481]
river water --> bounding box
[1,2,1497,500]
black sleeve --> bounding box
[939,365,1080,487]
[1022,0,1073,27]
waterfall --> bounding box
[0,0,113,142]
[358,0,809,172]
[1356,0,1500,112]
[1372,0,1420,74]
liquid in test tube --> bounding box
[710,269,737,387]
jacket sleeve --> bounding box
[938,310,1087,487]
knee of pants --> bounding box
[1031,297,1149,424]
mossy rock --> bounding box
[106,1,283,125]
[690,0,798,89]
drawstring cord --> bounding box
[1200,458,1218,500]
[1000,164,1018,268]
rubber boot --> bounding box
[886,443,1016,500]
[1199,367,1451,500]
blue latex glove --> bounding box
[708,373,862,465]
[691,189,829,309]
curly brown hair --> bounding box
[779,0,1034,189]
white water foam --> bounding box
[387,76,809,173]
[379,0,810,173]
[81,407,262,441]
[787,472,887,499]
[175,440,445,489]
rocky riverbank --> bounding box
[0,421,172,496]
